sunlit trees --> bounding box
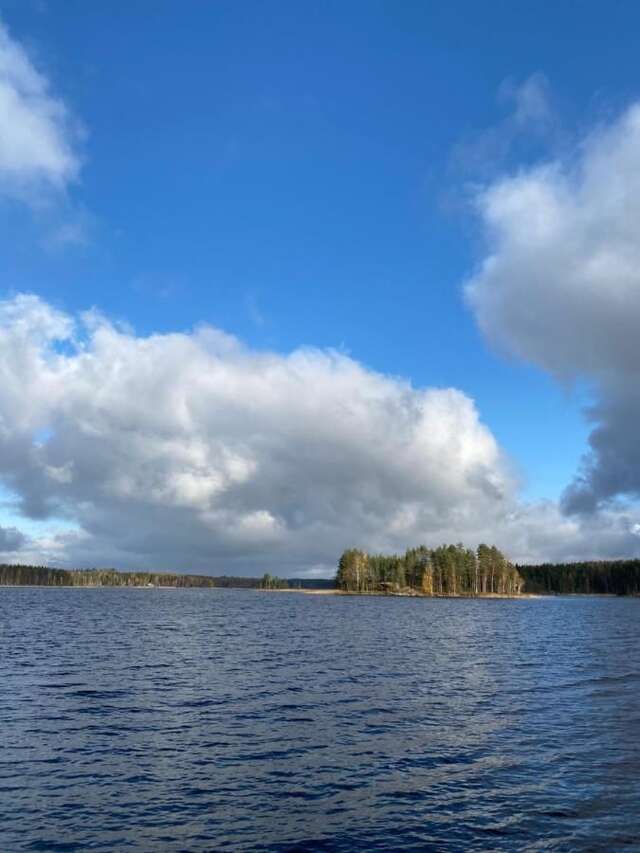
[335,543,523,595]
[336,549,370,591]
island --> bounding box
[336,545,640,596]
[336,544,523,595]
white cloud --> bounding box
[466,101,640,514]
[2,294,513,570]
[0,18,80,201]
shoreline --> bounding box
[1,584,534,597]
[1,585,630,598]
[262,588,544,598]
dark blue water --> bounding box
[1,589,639,851]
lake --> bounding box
[1,588,639,850]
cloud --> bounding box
[451,73,557,177]
[0,293,511,572]
[498,73,552,128]
[0,524,27,554]
[0,294,639,574]
[466,101,640,514]
[0,18,80,202]
[0,295,514,572]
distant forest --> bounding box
[517,560,640,595]
[0,565,216,587]
[0,564,335,590]
[336,544,523,595]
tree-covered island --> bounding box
[336,544,523,595]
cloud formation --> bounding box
[0,294,516,573]
[1,294,640,574]
[0,290,510,575]
[467,102,640,514]
[0,19,80,201]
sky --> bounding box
[2,0,640,575]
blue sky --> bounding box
[2,2,640,572]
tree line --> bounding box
[0,564,299,589]
[0,564,216,587]
[336,544,524,595]
[7,557,640,596]
[517,560,640,595]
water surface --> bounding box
[1,589,639,850]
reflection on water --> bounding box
[1,589,639,850]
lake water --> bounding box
[1,589,639,851]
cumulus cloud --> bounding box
[466,101,640,515]
[0,18,80,201]
[0,294,639,574]
[0,293,512,573]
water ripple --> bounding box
[1,589,639,850]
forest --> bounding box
[517,560,640,595]
[0,564,216,587]
[335,544,524,595]
[0,565,316,589]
